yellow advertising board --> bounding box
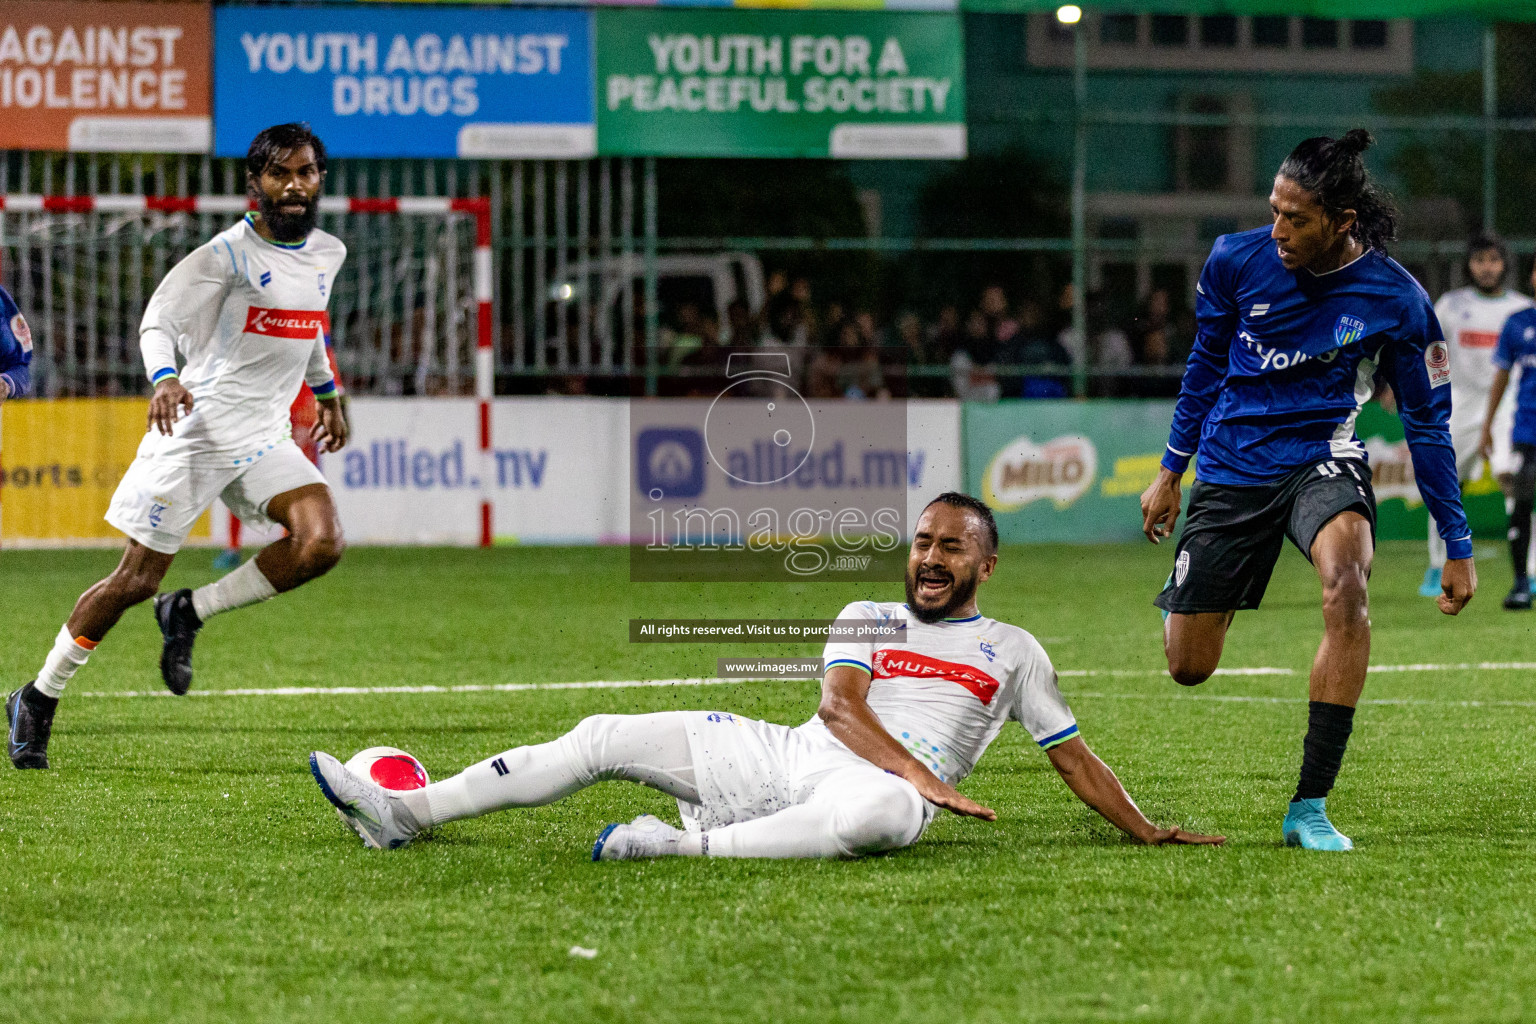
[0,398,210,545]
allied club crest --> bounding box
[1334,314,1367,347]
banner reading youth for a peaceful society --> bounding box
[214,5,594,159]
[596,9,965,158]
[0,1,211,152]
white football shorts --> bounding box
[1450,399,1515,480]
[675,710,935,835]
[106,439,326,554]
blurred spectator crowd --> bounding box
[651,270,1194,401]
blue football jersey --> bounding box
[1162,226,1471,560]
[1494,307,1536,447]
[0,285,32,399]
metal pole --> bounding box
[1482,25,1496,232]
[643,156,659,398]
[1071,20,1088,399]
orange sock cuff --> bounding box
[73,635,99,650]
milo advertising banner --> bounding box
[595,8,965,158]
[963,400,1505,545]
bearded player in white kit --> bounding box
[1419,234,1534,597]
[6,124,349,770]
[309,494,1223,858]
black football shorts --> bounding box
[1153,458,1377,615]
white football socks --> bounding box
[191,558,277,622]
[34,624,97,699]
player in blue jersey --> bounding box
[1480,258,1536,610]
[1139,130,1477,852]
[0,284,33,404]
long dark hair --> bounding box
[1277,129,1398,253]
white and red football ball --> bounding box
[344,746,430,790]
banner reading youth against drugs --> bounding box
[596,9,964,158]
[0,2,210,152]
[214,5,594,159]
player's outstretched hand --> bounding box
[1140,467,1183,544]
[314,396,350,453]
[908,772,996,821]
[1438,557,1476,615]
[148,379,194,435]
[1145,827,1225,846]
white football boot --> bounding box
[591,814,686,861]
[309,751,425,850]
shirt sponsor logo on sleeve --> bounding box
[10,313,31,353]
[1425,340,1451,389]
[244,307,326,339]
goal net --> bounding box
[0,194,492,399]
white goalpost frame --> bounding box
[0,193,497,548]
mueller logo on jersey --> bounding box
[1457,330,1499,349]
[872,649,1000,705]
[1425,340,1451,389]
[244,307,325,340]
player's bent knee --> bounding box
[832,781,925,856]
[1164,648,1216,686]
[1320,563,1370,626]
[295,533,344,578]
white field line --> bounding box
[76,661,1536,701]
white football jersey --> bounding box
[138,215,345,465]
[801,600,1077,785]
[1435,286,1533,405]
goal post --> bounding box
[0,193,497,548]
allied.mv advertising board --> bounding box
[0,1,211,152]
[213,5,595,158]
[596,9,965,158]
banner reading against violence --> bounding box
[214,5,595,159]
[964,400,1506,546]
[0,1,210,152]
[595,9,965,158]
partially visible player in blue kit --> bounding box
[0,284,33,405]
[1140,130,1476,852]
[1480,258,1536,610]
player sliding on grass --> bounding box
[1140,130,1476,851]
[6,123,349,770]
[310,493,1224,859]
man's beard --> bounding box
[256,191,318,242]
[904,563,979,624]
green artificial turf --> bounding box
[1,542,1534,1023]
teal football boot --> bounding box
[1282,797,1353,851]
[1417,567,1442,598]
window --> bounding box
[1151,15,1189,46]
[1100,14,1138,46]
[1252,16,1289,48]
[1302,18,1339,49]
[1352,20,1388,48]
[1200,16,1238,47]
[1099,218,1140,240]
[1182,96,1230,192]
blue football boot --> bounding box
[1283,797,1353,851]
[1417,567,1442,598]
[212,548,243,571]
